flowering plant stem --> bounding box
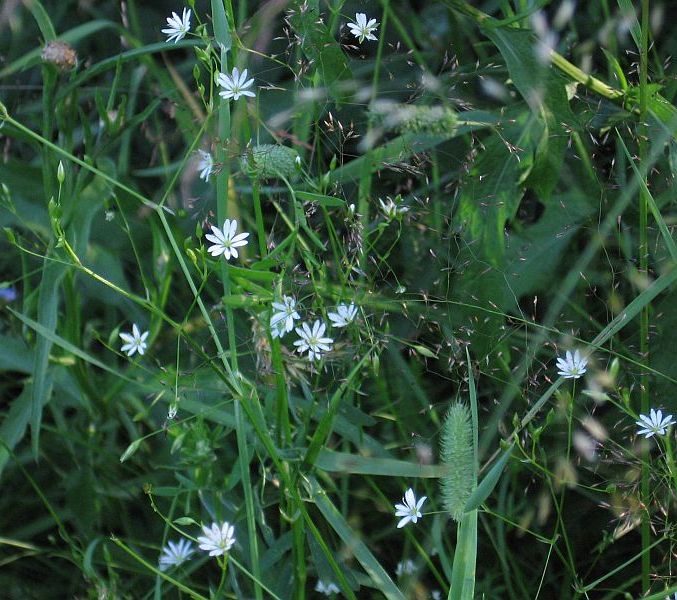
[252,176,267,257]
[211,1,263,598]
[638,0,651,591]
[358,0,389,276]
[216,554,230,596]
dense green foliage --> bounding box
[2,0,677,598]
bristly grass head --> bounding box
[440,401,475,522]
[370,101,458,136]
[241,144,299,179]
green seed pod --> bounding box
[440,401,474,522]
[241,144,299,180]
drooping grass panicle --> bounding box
[440,401,475,522]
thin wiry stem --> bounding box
[639,0,651,592]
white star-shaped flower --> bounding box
[556,349,588,379]
[197,150,214,182]
[327,303,358,328]
[314,580,340,595]
[205,219,250,260]
[217,67,256,101]
[293,320,333,362]
[270,296,301,339]
[394,488,427,528]
[119,323,149,357]
[379,197,409,220]
[395,559,417,577]
[636,408,676,439]
[347,13,379,43]
[197,521,236,557]
[158,538,194,571]
[161,8,191,44]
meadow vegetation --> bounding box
[2,0,677,598]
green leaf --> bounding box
[483,26,574,203]
[8,307,131,381]
[617,133,677,263]
[308,477,405,600]
[615,0,641,50]
[27,0,56,42]
[449,509,478,600]
[0,386,32,477]
[210,0,232,52]
[29,258,67,457]
[119,439,142,462]
[174,516,199,526]
[316,449,446,477]
[330,111,499,184]
[411,344,437,359]
[295,191,345,207]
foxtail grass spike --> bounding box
[241,144,299,179]
[440,401,475,522]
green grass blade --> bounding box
[463,445,514,513]
[308,477,405,600]
[8,307,131,381]
[26,0,56,42]
[449,510,478,600]
[617,132,677,263]
[29,259,66,457]
[316,449,446,477]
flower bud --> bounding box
[41,41,78,71]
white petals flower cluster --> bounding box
[636,408,676,439]
[347,13,379,43]
[158,538,194,571]
[379,197,409,220]
[394,488,427,528]
[206,219,250,260]
[293,320,334,362]
[314,580,340,595]
[197,521,236,556]
[197,150,214,182]
[218,67,256,101]
[395,559,416,577]
[162,8,191,43]
[270,296,301,339]
[556,349,588,379]
[328,303,357,328]
[268,297,359,362]
[119,323,149,357]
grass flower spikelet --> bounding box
[440,401,474,522]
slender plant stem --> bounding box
[252,177,267,257]
[212,1,262,597]
[357,0,390,275]
[639,0,651,591]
